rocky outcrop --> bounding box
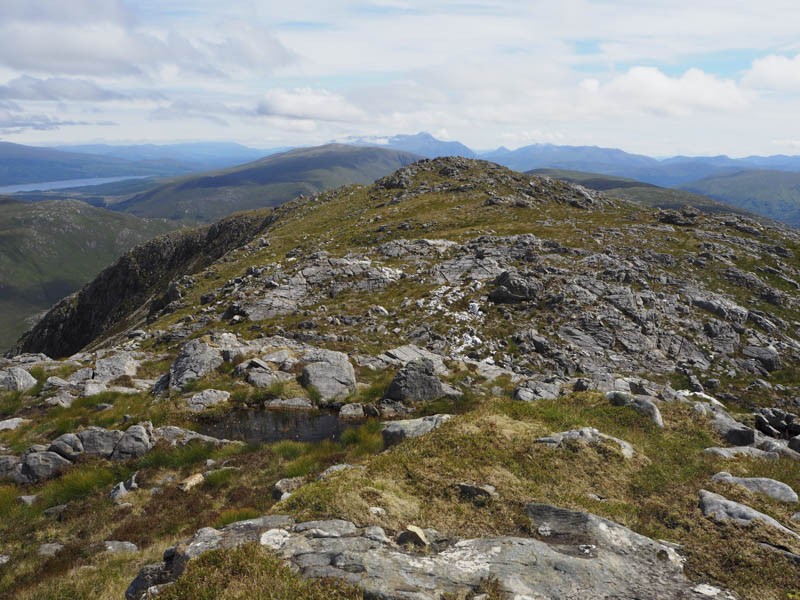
[9,211,273,358]
[699,490,800,540]
[710,472,798,503]
[299,349,356,402]
[0,367,37,392]
[169,340,223,391]
[127,505,734,600]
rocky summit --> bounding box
[1,157,800,599]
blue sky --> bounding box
[0,0,799,156]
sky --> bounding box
[1,0,800,157]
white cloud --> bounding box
[257,88,366,123]
[579,67,751,118]
[743,54,800,91]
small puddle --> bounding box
[197,409,362,445]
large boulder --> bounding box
[14,451,72,484]
[110,423,155,461]
[299,349,356,402]
[0,367,37,392]
[742,346,782,372]
[383,358,443,404]
[607,392,664,427]
[381,414,452,448]
[77,428,125,458]
[170,340,223,391]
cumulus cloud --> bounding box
[579,67,751,117]
[0,75,127,101]
[743,54,800,91]
[257,88,366,123]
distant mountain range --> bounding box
[114,144,422,222]
[338,132,475,159]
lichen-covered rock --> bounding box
[383,358,443,404]
[535,427,636,459]
[299,349,356,402]
[381,414,452,448]
[170,340,223,391]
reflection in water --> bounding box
[197,409,360,445]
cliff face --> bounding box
[8,210,273,358]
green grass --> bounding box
[136,441,219,470]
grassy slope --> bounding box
[680,169,800,227]
[1,163,800,598]
[115,144,422,222]
[0,200,177,351]
[530,167,755,216]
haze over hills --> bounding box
[680,169,800,228]
[55,142,288,172]
[114,144,422,222]
[0,199,176,351]
[0,142,195,186]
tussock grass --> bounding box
[158,543,364,600]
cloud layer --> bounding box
[1,0,799,156]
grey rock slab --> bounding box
[535,427,635,459]
[711,472,798,503]
[153,425,230,447]
[384,358,443,404]
[607,392,664,427]
[0,367,37,392]
[77,428,124,458]
[105,541,139,553]
[699,489,800,539]
[295,519,358,538]
[381,414,452,448]
[0,418,28,431]
[265,397,314,410]
[704,446,780,460]
[38,542,64,557]
[94,352,139,383]
[187,389,230,412]
[246,369,279,388]
[169,340,223,391]
[379,344,450,376]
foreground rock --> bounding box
[699,490,800,539]
[711,472,798,503]
[127,505,734,600]
[169,340,223,391]
[299,349,357,402]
